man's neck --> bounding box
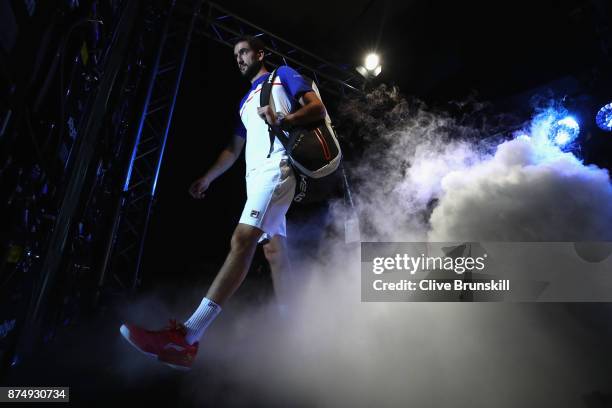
[250,66,269,84]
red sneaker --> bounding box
[119,319,198,370]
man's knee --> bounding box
[263,237,287,265]
[263,243,279,264]
[230,225,262,252]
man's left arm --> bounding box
[279,91,326,129]
[257,66,327,129]
[258,91,326,129]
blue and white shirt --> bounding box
[236,66,313,172]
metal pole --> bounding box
[123,5,175,193]
[132,0,205,290]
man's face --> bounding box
[234,41,263,80]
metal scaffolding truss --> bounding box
[196,1,365,98]
[105,0,204,292]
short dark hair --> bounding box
[234,36,266,56]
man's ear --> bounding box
[257,49,265,61]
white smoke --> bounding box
[428,112,612,241]
[122,87,612,406]
[346,93,612,243]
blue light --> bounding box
[550,116,580,148]
[595,102,612,132]
[554,130,571,146]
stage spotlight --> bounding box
[357,52,382,78]
[365,53,379,71]
[550,116,580,148]
[595,102,612,132]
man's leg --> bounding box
[119,223,264,369]
[263,235,293,307]
[206,223,264,305]
[182,223,263,345]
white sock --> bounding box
[183,297,221,345]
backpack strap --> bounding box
[260,69,280,158]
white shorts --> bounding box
[239,158,296,241]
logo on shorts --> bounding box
[250,210,260,219]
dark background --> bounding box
[3,1,612,406]
[142,0,612,286]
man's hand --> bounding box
[257,105,277,126]
[189,175,212,199]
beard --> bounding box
[241,60,263,80]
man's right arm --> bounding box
[205,134,245,181]
[189,134,245,199]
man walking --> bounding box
[119,36,327,370]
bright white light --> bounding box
[364,53,380,71]
[554,130,571,146]
[550,116,580,148]
[356,66,368,77]
[557,116,579,131]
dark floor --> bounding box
[5,271,612,407]
[1,264,281,407]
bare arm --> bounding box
[204,134,245,181]
[189,134,245,199]
[283,91,326,127]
